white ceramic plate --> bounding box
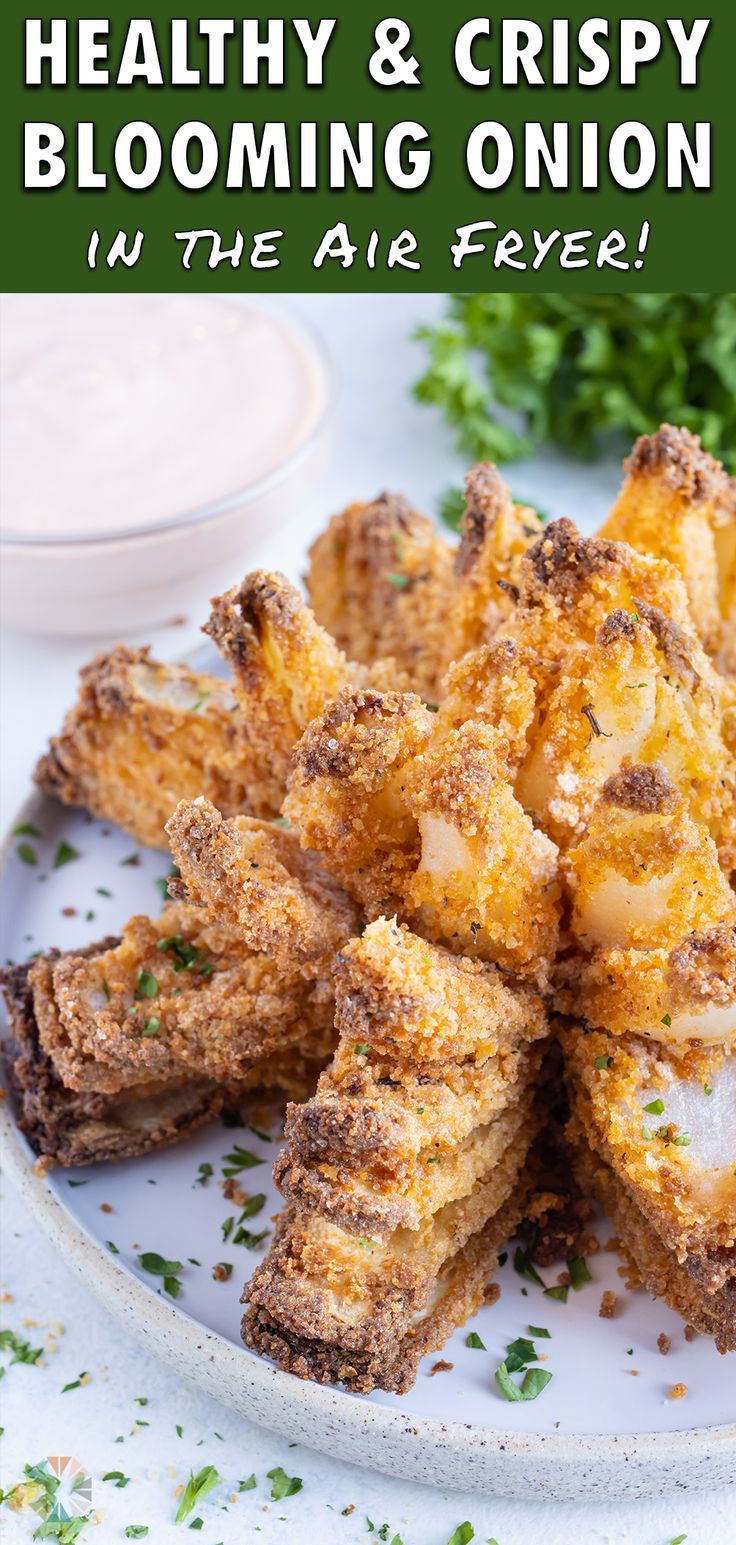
[1,713,735,1500]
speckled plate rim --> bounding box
[2,790,735,1501]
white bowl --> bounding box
[0,302,335,637]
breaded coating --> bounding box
[166,801,360,970]
[287,692,560,986]
[713,478,736,677]
[306,493,454,700]
[502,518,696,666]
[515,603,736,862]
[1,946,331,1169]
[569,1126,735,1354]
[1,953,225,1169]
[306,469,543,701]
[34,646,257,849]
[35,576,406,850]
[242,1141,536,1394]
[567,923,736,1048]
[284,689,435,915]
[563,766,736,1044]
[439,638,536,768]
[331,915,547,1064]
[274,919,548,1234]
[562,1024,735,1286]
[205,570,365,807]
[407,722,560,983]
[33,902,336,1095]
[600,426,736,668]
[448,464,544,662]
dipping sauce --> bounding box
[1,294,328,540]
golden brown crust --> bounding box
[242,1149,535,1393]
[569,1126,735,1353]
[561,1023,736,1273]
[563,771,736,1041]
[624,425,725,505]
[513,596,735,863]
[287,690,560,987]
[601,426,734,663]
[166,801,359,971]
[507,518,695,663]
[34,646,259,848]
[559,924,736,1043]
[32,901,336,1094]
[0,952,226,1167]
[307,493,455,700]
[274,919,547,1234]
[306,470,543,702]
[285,689,433,915]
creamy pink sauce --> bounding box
[1,294,327,539]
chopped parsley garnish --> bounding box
[120,852,141,867]
[221,1146,264,1177]
[106,1240,119,1253]
[266,1466,303,1500]
[446,1526,475,1545]
[103,1471,131,1487]
[504,1336,538,1372]
[528,1324,551,1338]
[175,1465,220,1525]
[239,1475,256,1491]
[232,1225,269,1250]
[137,1252,183,1299]
[16,842,38,866]
[238,1193,266,1219]
[643,1097,665,1116]
[567,1257,592,1290]
[221,1218,234,1242]
[124,1530,149,1540]
[142,1017,160,1037]
[354,1043,371,1058]
[96,886,113,898]
[13,821,41,837]
[61,1374,87,1392]
[661,1013,672,1027]
[493,1329,552,1400]
[594,1055,613,1070]
[673,1132,692,1146]
[135,970,158,999]
[513,1246,545,1288]
[544,1284,568,1303]
[156,934,213,977]
[465,1332,485,1349]
[495,1361,553,1403]
[387,572,410,590]
[195,1163,213,1187]
[641,1125,653,1142]
[0,1328,43,1366]
[53,841,81,869]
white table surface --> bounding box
[1,294,734,1543]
